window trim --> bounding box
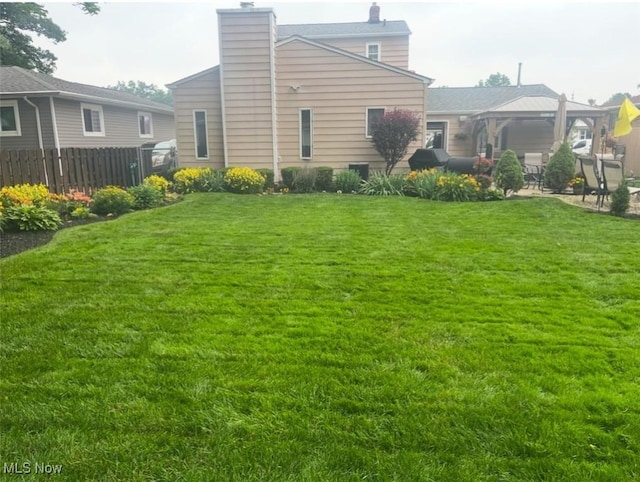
[0,99,22,137]
[366,42,381,62]
[138,111,153,138]
[365,107,385,138]
[81,103,105,137]
[299,108,313,160]
[193,110,209,160]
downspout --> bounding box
[269,11,279,181]
[23,97,44,150]
[218,12,229,168]
[49,96,62,176]
[23,97,48,185]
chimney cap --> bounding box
[240,2,254,8]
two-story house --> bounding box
[167,3,433,176]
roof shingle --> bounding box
[427,84,559,113]
[0,66,172,112]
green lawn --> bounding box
[1,194,639,481]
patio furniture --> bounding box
[600,159,640,202]
[523,153,544,190]
[579,155,604,208]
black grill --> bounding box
[407,148,478,175]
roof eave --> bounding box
[167,66,220,89]
[56,91,173,113]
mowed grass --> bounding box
[1,194,639,481]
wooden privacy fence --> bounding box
[0,147,153,194]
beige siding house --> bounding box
[0,66,174,151]
[168,3,433,176]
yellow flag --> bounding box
[613,98,640,137]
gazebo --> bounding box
[469,95,608,160]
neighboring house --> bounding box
[427,85,607,160]
[167,3,433,174]
[0,66,174,151]
[569,119,592,144]
[600,95,640,176]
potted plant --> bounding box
[568,174,586,195]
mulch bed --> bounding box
[0,218,108,259]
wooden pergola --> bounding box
[469,95,609,158]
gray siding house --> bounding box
[0,66,174,151]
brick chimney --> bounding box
[368,2,380,24]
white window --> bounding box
[81,103,105,136]
[426,121,448,150]
[0,100,22,137]
[366,43,380,62]
[193,110,209,159]
[299,109,313,159]
[365,107,385,138]
[138,112,153,138]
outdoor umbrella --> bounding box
[551,93,567,153]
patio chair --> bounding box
[523,153,544,190]
[579,155,604,207]
[600,159,640,202]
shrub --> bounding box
[335,169,362,193]
[478,188,505,201]
[494,149,525,196]
[315,167,334,192]
[128,184,165,210]
[198,169,226,192]
[256,169,275,189]
[3,205,62,231]
[223,167,265,194]
[281,167,301,190]
[369,109,421,174]
[292,168,317,193]
[406,169,440,199]
[53,189,92,219]
[544,142,575,193]
[143,175,170,193]
[610,181,630,216]
[90,186,134,215]
[172,168,213,194]
[360,172,406,196]
[435,173,480,202]
[0,183,52,208]
[70,206,97,219]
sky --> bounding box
[32,1,640,106]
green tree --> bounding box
[604,92,631,106]
[543,141,575,193]
[369,109,421,175]
[587,98,596,106]
[476,73,511,87]
[494,149,524,196]
[0,2,99,74]
[107,80,173,106]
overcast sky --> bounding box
[35,1,639,106]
